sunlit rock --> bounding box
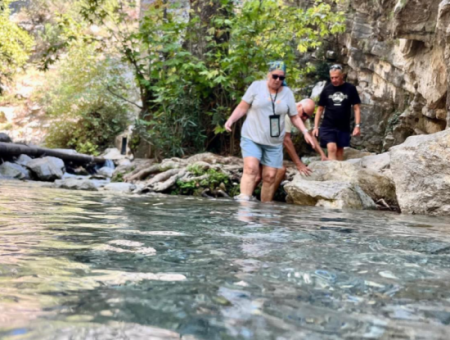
[343,147,374,160]
[390,129,450,216]
[288,161,397,207]
[285,180,376,210]
[101,147,129,162]
[361,152,391,173]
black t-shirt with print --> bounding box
[318,82,361,132]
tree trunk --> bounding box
[0,142,107,165]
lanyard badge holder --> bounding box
[269,91,280,138]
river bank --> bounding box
[1,129,449,216]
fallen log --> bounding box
[0,142,106,165]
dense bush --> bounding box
[40,42,130,154]
[0,0,34,92]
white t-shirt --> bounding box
[241,80,297,146]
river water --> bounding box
[1,181,450,339]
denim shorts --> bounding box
[240,137,283,169]
[319,127,351,148]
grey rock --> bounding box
[361,153,391,173]
[285,180,376,210]
[26,156,65,181]
[97,167,114,178]
[0,162,30,179]
[15,154,33,167]
[343,147,374,160]
[103,183,136,193]
[285,160,397,210]
[55,178,99,191]
[390,129,450,216]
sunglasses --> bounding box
[330,64,342,70]
[272,74,286,81]
[301,112,312,119]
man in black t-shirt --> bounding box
[312,65,361,161]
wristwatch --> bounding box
[355,124,361,128]
[303,128,309,134]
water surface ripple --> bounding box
[1,181,450,339]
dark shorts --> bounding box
[319,128,351,148]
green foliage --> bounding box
[0,0,34,89]
[385,111,402,135]
[41,42,130,154]
[79,0,345,158]
[174,166,230,196]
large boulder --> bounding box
[284,160,397,210]
[26,156,65,181]
[0,162,30,179]
[390,130,450,216]
[285,180,376,210]
[304,161,397,204]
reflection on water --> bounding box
[1,181,450,339]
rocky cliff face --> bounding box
[335,0,450,152]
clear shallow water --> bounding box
[1,181,450,339]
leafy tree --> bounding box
[41,41,131,155]
[0,0,34,91]
[68,0,346,157]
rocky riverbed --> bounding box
[1,129,449,217]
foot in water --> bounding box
[233,194,257,201]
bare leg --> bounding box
[240,157,260,196]
[260,165,278,203]
[336,147,345,161]
[273,166,286,193]
[311,135,327,160]
[327,143,338,161]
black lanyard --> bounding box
[270,90,279,115]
